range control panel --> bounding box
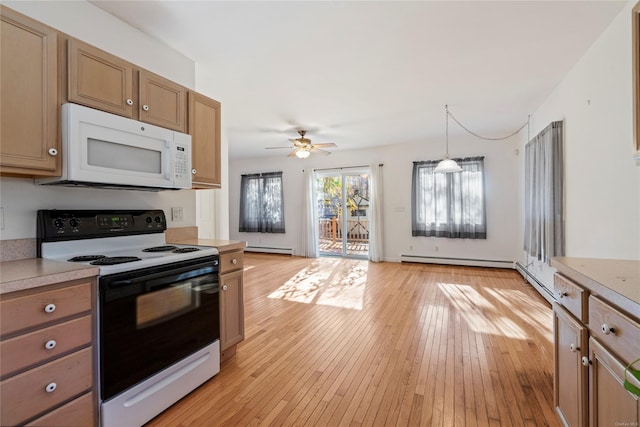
[37,209,167,242]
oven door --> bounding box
[99,256,219,401]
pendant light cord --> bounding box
[445,105,450,157]
[447,108,530,141]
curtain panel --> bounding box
[368,164,384,262]
[523,121,564,263]
[411,156,486,239]
[301,168,319,257]
[239,171,285,233]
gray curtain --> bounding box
[412,156,486,239]
[239,171,285,233]
[524,121,564,262]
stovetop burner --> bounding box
[90,256,142,265]
[173,247,201,253]
[68,255,106,262]
[142,245,178,252]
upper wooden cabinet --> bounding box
[68,38,187,133]
[188,92,221,188]
[0,6,60,177]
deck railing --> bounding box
[318,218,369,242]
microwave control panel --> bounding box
[173,139,191,188]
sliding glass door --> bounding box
[316,169,370,258]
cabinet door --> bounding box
[68,38,134,118]
[0,6,60,176]
[188,91,221,188]
[220,269,244,350]
[138,70,186,132]
[553,303,588,427]
[589,337,640,427]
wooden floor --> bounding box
[146,254,560,427]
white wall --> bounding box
[0,1,198,241]
[517,0,640,288]
[229,132,521,262]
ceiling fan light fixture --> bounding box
[295,149,311,159]
[435,105,462,173]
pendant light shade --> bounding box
[434,105,462,173]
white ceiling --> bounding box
[91,1,626,160]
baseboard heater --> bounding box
[244,246,294,255]
[514,261,555,304]
[400,255,514,269]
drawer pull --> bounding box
[581,356,591,367]
[44,303,56,314]
[45,382,57,393]
[232,258,238,265]
[569,344,579,352]
[222,285,228,291]
[559,292,568,298]
[44,340,57,350]
[601,324,615,335]
[126,98,133,106]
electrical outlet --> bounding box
[171,207,184,222]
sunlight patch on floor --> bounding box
[438,282,528,339]
[268,259,367,309]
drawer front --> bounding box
[554,274,588,323]
[27,391,95,427]
[589,296,640,364]
[0,282,92,336]
[220,251,244,274]
[0,347,93,426]
[0,315,92,377]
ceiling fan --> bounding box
[265,130,337,158]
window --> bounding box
[239,172,285,233]
[411,157,486,239]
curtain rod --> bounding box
[312,164,383,172]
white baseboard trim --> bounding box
[245,246,294,255]
[400,254,514,269]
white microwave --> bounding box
[37,103,192,191]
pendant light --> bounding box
[295,148,311,159]
[434,105,462,173]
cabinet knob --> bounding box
[44,340,57,350]
[142,104,150,111]
[222,285,228,291]
[48,148,58,156]
[232,258,238,265]
[45,382,57,393]
[126,98,133,106]
[581,356,591,367]
[191,169,197,175]
[44,303,56,313]
[601,324,615,335]
[569,343,579,353]
[559,292,568,298]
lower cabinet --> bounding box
[0,279,97,426]
[588,337,640,426]
[553,303,587,427]
[553,272,640,427]
[219,249,245,361]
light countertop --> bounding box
[0,258,99,295]
[551,257,639,318]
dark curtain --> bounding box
[524,121,564,262]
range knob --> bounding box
[145,216,153,224]
[154,216,162,223]
[54,219,64,229]
[69,218,80,228]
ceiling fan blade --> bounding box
[287,149,299,157]
[265,146,292,150]
[310,147,331,155]
[311,143,337,148]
